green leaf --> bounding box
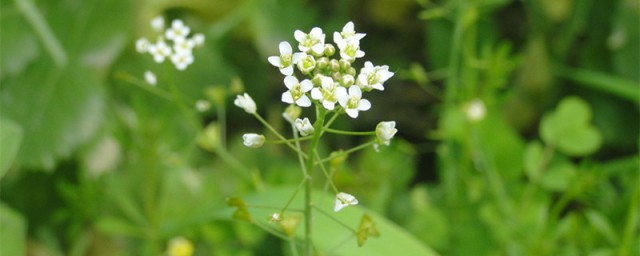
[0,118,23,178]
[0,62,104,170]
[0,202,26,256]
[523,141,544,181]
[239,186,438,256]
[539,162,576,191]
[540,96,603,156]
[0,6,39,79]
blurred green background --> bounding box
[1,0,638,255]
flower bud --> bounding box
[297,53,316,74]
[340,74,355,87]
[316,57,329,70]
[375,121,397,146]
[323,43,336,57]
[234,93,257,114]
[242,133,266,148]
[347,67,357,76]
[282,104,302,123]
[197,123,221,151]
[339,58,351,71]
[329,59,340,72]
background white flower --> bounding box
[234,93,257,114]
[148,40,172,63]
[376,121,397,146]
[144,70,157,85]
[150,16,165,32]
[282,76,313,107]
[136,38,150,53]
[170,51,194,71]
[334,192,358,212]
[268,42,301,76]
[294,117,314,136]
[165,19,190,41]
[465,99,486,122]
[338,86,371,118]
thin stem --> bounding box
[279,178,308,214]
[165,64,200,130]
[15,0,67,66]
[316,141,376,165]
[314,151,339,194]
[253,113,305,156]
[115,71,176,101]
[218,102,227,149]
[324,128,375,136]
[312,205,356,232]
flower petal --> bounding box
[358,99,371,111]
[281,92,294,104]
[267,56,281,67]
[346,108,358,118]
[280,65,294,76]
[294,30,306,42]
[300,79,313,92]
[284,76,298,89]
[296,96,312,107]
[279,41,292,55]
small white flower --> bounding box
[195,100,211,112]
[148,40,172,63]
[165,19,191,41]
[375,121,397,146]
[337,39,365,62]
[357,61,394,91]
[465,99,486,122]
[282,104,302,124]
[338,86,371,118]
[310,76,347,110]
[173,37,195,55]
[192,33,206,47]
[334,192,358,212]
[296,52,316,74]
[294,27,325,55]
[144,70,157,86]
[170,51,194,71]
[136,38,150,53]
[150,16,165,32]
[294,117,314,136]
[268,42,301,76]
[234,93,257,114]
[269,212,282,223]
[242,133,266,148]
[282,76,313,107]
[333,21,366,46]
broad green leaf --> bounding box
[0,202,26,256]
[523,141,544,181]
[0,118,23,178]
[239,186,439,256]
[540,97,602,156]
[0,62,104,170]
[539,162,576,191]
[0,6,39,79]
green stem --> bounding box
[253,113,305,157]
[15,0,67,66]
[115,71,176,101]
[324,128,375,136]
[316,141,376,165]
[165,64,200,130]
[314,151,339,194]
[303,106,327,256]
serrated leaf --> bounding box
[540,97,602,156]
[0,118,23,178]
[0,62,104,170]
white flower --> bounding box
[192,33,206,47]
[242,133,266,148]
[234,93,257,114]
[195,100,211,112]
[173,37,195,55]
[269,212,282,223]
[282,104,302,124]
[465,99,486,122]
[334,192,358,212]
[296,52,316,74]
[170,51,194,71]
[310,76,347,110]
[294,27,325,55]
[337,38,365,62]
[282,76,313,107]
[148,40,172,63]
[144,70,157,85]
[150,16,165,32]
[338,86,371,118]
[375,121,397,146]
[333,21,366,46]
[165,19,190,41]
[136,38,150,53]
[357,61,394,91]
[294,117,314,136]
[268,42,301,76]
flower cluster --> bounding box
[136,16,205,71]
[267,21,394,119]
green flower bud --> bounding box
[329,59,340,72]
[339,59,351,71]
[323,44,336,57]
[316,57,329,70]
